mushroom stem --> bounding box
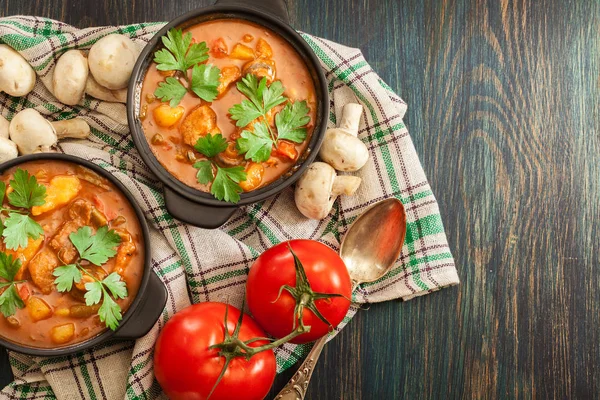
[51,119,90,139]
[332,175,362,196]
[338,103,363,137]
[85,75,127,103]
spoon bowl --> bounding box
[340,198,407,284]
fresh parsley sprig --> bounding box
[52,226,127,330]
[228,74,311,163]
[229,74,287,128]
[0,253,26,318]
[0,169,46,250]
[193,134,247,203]
[153,28,221,105]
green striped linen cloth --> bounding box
[0,16,459,400]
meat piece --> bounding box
[179,105,221,147]
[31,175,82,216]
[28,249,59,294]
[49,199,92,264]
[113,228,136,282]
[217,66,241,96]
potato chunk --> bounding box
[7,236,44,280]
[217,66,241,96]
[26,296,53,322]
[179,105,221,147]
[230,43,255,60]
[256,38,273,59]
[31,175,81,216]
[153,104,185,128]
[239,162,265,192]
[50,323,75,344]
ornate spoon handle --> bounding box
[274,335,328,400]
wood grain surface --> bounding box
[1,0,599,399]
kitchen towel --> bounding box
[0,16,459,400]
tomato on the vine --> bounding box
[154,302,276,400]
[246,239,352,344]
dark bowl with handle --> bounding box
[0,153,167,357]
[127,0,329,229]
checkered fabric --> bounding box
[0,16,459,400]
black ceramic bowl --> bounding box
[0,153,167,357]
[127,0,329,229]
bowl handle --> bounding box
[164,187,238,229]
[214,0,290,24]
[113,271,167,339]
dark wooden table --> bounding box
[1,0,599,399]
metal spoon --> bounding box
[275,198,407,400]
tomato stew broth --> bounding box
[140,19,317,192]
[0,161,144,348]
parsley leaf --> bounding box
[102,272,128,300]
[0,252,21,282]
[84,274,127,331]
[262,81,286,111]
[194,160,214,185]
[229,100,264,128]
[236,74,266,110]
[0,253,24,317]
[84,280,103,306]
[154,29,209,72]
[237,122,274,162]
[52,264,81,292]
[0,181,5,205]
[3,213,44,250]
[211,166,247,203]
[7,169,46,209]
[190,64,221,102]
[194,133,228,158]
[229,75,287,128]
[0,285,24,318]
[275,101,311,143]
[154,77,187,107]
[98,293,123,331]
[70,226,121,266]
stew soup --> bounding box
[140,19,317,197]
[0,161,144,348]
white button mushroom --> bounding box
[0,115,9,139]
[85,75,127,103]
[0,44,36,97]
[9,109,90,155]
[0,137,18,163]
[52,50,89,106]
[294,162,362,220]
[88,34,139,90]
[319,103,369,172]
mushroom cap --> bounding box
[53,50,89,106]
[294,162,337,220]
[0,137,18,163]
[9,108,57,155]
[319,128,369,172]
[0,44,36,97]
[88,34,138,90]
[0,115,9,139]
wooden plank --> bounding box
[1,0,599,399]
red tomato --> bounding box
[154,302,276,400]
[246,239,352,344]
